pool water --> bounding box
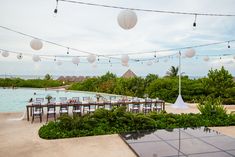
[0,88,117,112]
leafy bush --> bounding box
[0,78,63,88]
[197,97,227,119]
[39,106,235,139]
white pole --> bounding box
[179,51,181,95]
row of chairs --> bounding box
[31,97,163,123]
[34,96,117,104]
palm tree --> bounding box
[166,66,179,77]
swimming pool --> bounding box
[0,88,119,112]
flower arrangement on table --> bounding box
[45,95,52,103]
[95,94,103,102]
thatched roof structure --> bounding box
[57,75,90,82]
[57,76,65,81]
[122,69,137,78]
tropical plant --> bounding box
[203,66,234,98]
[166,66,179,77]
[44,74,53,80]
[197,97,227,119]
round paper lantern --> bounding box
[32,55,41,62]
[117,10,137,30]
[122,62,129,67]
[185,49,196,58]
[17,53,23,60]
[30,39,43,50]
[56,61,62,66]
[121,54,129,64]
[92,63,97,68]
[2,51,9,57]
[203,56,209,62]
[146,60,153,66]
[72,57,80,65]
[87,54,96,63]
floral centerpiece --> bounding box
[95,94,102,102]
[45,95,52,103]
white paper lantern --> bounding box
[2,51,9,57]
[117,10,137,30]
[146,60,153,66]
[185,49,196,58]
[30,39,43,50]
[87,54,96,63]
[72,57,80,65]
[121,54,129,65]
[203,56,209,62]
[56,61,62,66]
[92,63,97,68]
[32,55,41,62]
[17,53,23,60]
[122,62,129,67]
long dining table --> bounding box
[26,100,165,121]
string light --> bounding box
[1,25,235,57]
[54,0,59,14]
[67,47,70,54]
[193,14,197,28]
[58,0,235,17]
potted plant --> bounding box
[45,95,52,103]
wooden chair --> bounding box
[83,103,96,114]
[153,101,163,112]
[130,100,141,113]
[59,97,67,103]
[71,97,80,103]
[72,103,82,116]
[46,103,56,122]
[143,99,152,114]
[36,98,44,103]
[59,104,68,116]
[31,102,43,123]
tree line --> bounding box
[69,67,235,104]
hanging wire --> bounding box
[0,25,112,59]
[58,0,235,17]
[0,25,235,57]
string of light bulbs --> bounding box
[56,0,235,17]
[0,25,234,58]
[1,47,234,64]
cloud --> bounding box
[0,0,235,76]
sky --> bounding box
[0,0,235,77]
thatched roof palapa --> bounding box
[122,69,137,78]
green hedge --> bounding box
[39,106,235,139]
[0,78,63,88]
